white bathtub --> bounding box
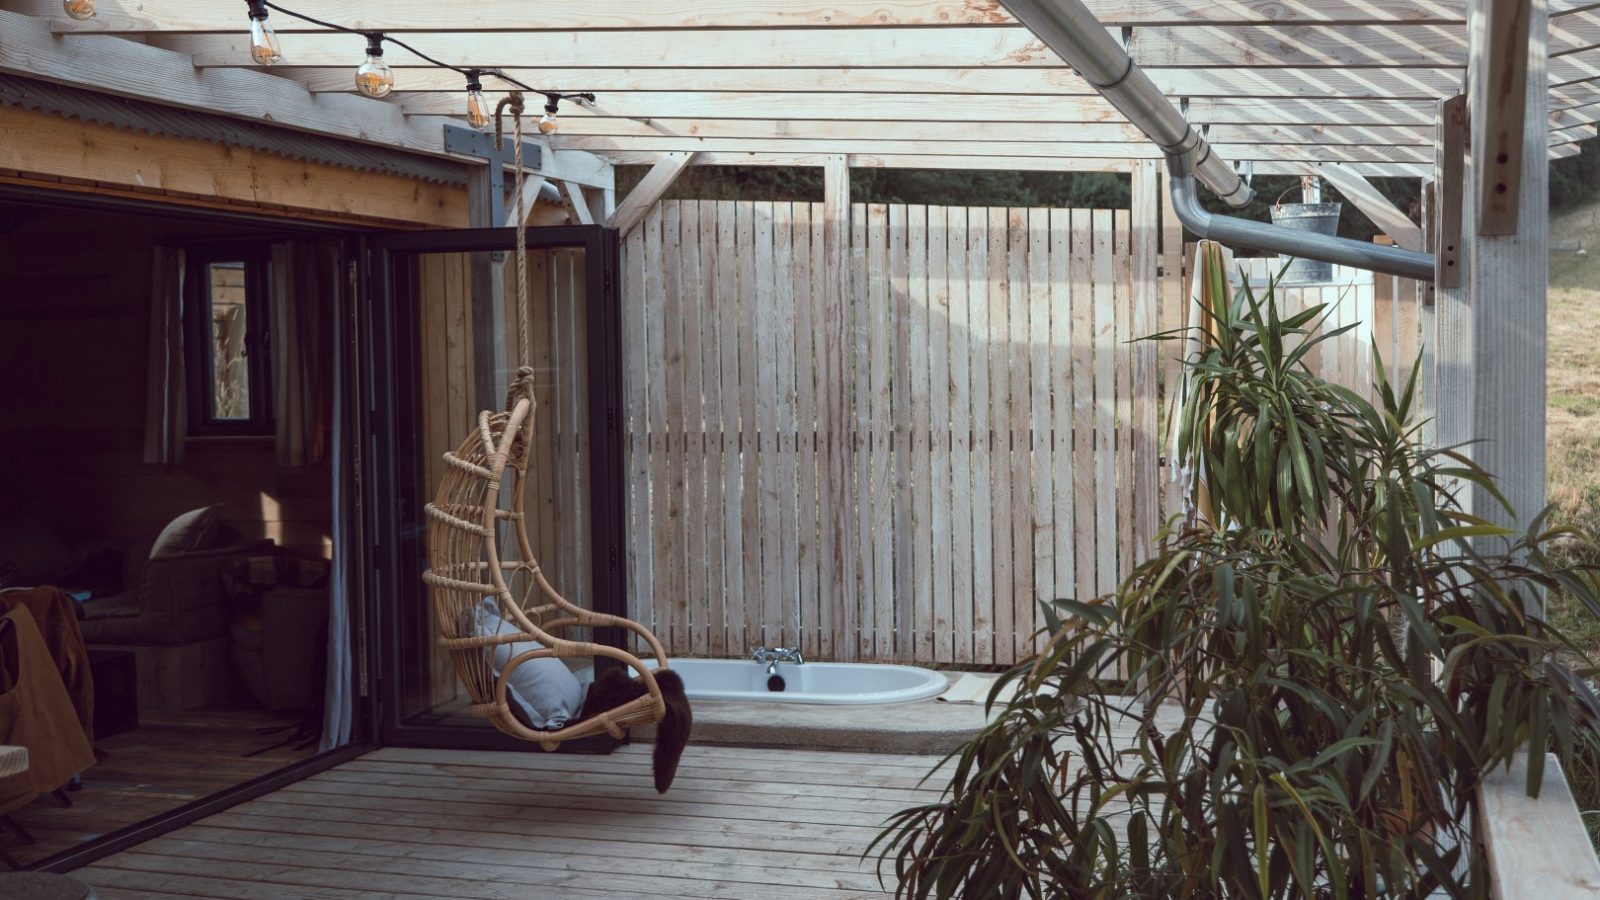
[640,658,948,705]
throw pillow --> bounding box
[473,597,583,730]
[148,505,224,559]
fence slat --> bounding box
[1115,210,1135,581]
[661,202,687,650]
[716,201,744,656]
[810,202,833,660]
[644,206,671,643]
[622,226,652,639]
[698,201,727,658]
[774,202,801,650]
[1028,207,1054,656]
[869,204,895,661]
[948,208,975,666]
[737,200,761,652]
[1009,208,1036,662]
[926,206,954,665]
[1072,212,1098,604]
[851,203,870,662]
[754,202,780,650]
[1093,210,1117,600]
[680,202,709,657]
[794,202,820,659]
[907,205,934,663]
[1132,163,1161,564]
[889,205,918,661]
[969,208,995,665]
[1049,210,1075,624]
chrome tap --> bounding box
[751,646,804,675]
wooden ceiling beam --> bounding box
[398,92,1448,126]
[445,116,1445,147]
[281,65,1466,101]
[147,26,1475,70]
[549,134,1436,164]
[596,150,1437,177]
[0,0,1480,33]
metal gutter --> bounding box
[1168,155,1437,281]
[999,0,1437,282]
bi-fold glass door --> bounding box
[358,225,625,750]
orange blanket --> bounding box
[0,605,96,814]
[0,586,94,743]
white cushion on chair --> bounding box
[473,598,584,730]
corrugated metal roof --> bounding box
[0,74,467,186]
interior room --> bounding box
[0,195,337,867]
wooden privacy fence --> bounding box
[621,199,1164,665]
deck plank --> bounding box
[71,744,960,899]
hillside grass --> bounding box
[1541,202,1600,844]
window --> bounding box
[186,247,273,435]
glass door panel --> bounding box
[362,227,622,747]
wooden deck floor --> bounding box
[72,744,953,899]
[5,707,317,867]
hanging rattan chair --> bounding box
[422,367,670,751]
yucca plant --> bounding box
[873,252,1600,899]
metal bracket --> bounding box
[443,123,545,228]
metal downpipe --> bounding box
[999,0,1437,282]
[1167,155,1436,282]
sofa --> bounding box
[1,507,273,713]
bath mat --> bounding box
[936,673,1020,706]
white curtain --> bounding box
[320,240,353,751]
[142,246,187,466]
[272,242,335,467]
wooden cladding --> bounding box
[621,200,1163,665]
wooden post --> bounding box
[822,155,857,660]
[1439,0,1549,534]
[466,166,508,410]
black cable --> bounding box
[254,0,594,103]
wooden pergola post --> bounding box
[1434,0,1549,533]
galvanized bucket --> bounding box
[1269,202,1342,283]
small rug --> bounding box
[935,673,1020,706]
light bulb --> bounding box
[248,15,282,65]
[62,0,95,20]
[464,72,490,129]
[354,35,392,98]
[538,111,558,135]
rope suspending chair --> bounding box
[421,93,674,755]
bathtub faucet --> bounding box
[752,646,804,675]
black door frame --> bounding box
[359,225,627,752]
[0,184,383,874]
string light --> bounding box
[234,2,597,131]
[245,0,282,66]
[464,70,490,130]
[62,0,95,20]
[538,97,559,135]
[354,32,393,98]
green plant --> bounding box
[873,251,1600,899]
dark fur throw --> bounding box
[577,667,692,793]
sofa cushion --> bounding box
[149,506,223,560]
[473,598,583,730]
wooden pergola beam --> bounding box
[595,150,1437,177]
[551,134,1437,164]
[280,64,1468,102]
[1317,162,1425,250]
[519,116,1585,147]
[148,27,1475,70]
[400,93,1451,127]
[21,0,1600,30]
[0,0,1483,32]
[606,151,696,236]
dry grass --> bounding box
[1542,206,1600,841]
